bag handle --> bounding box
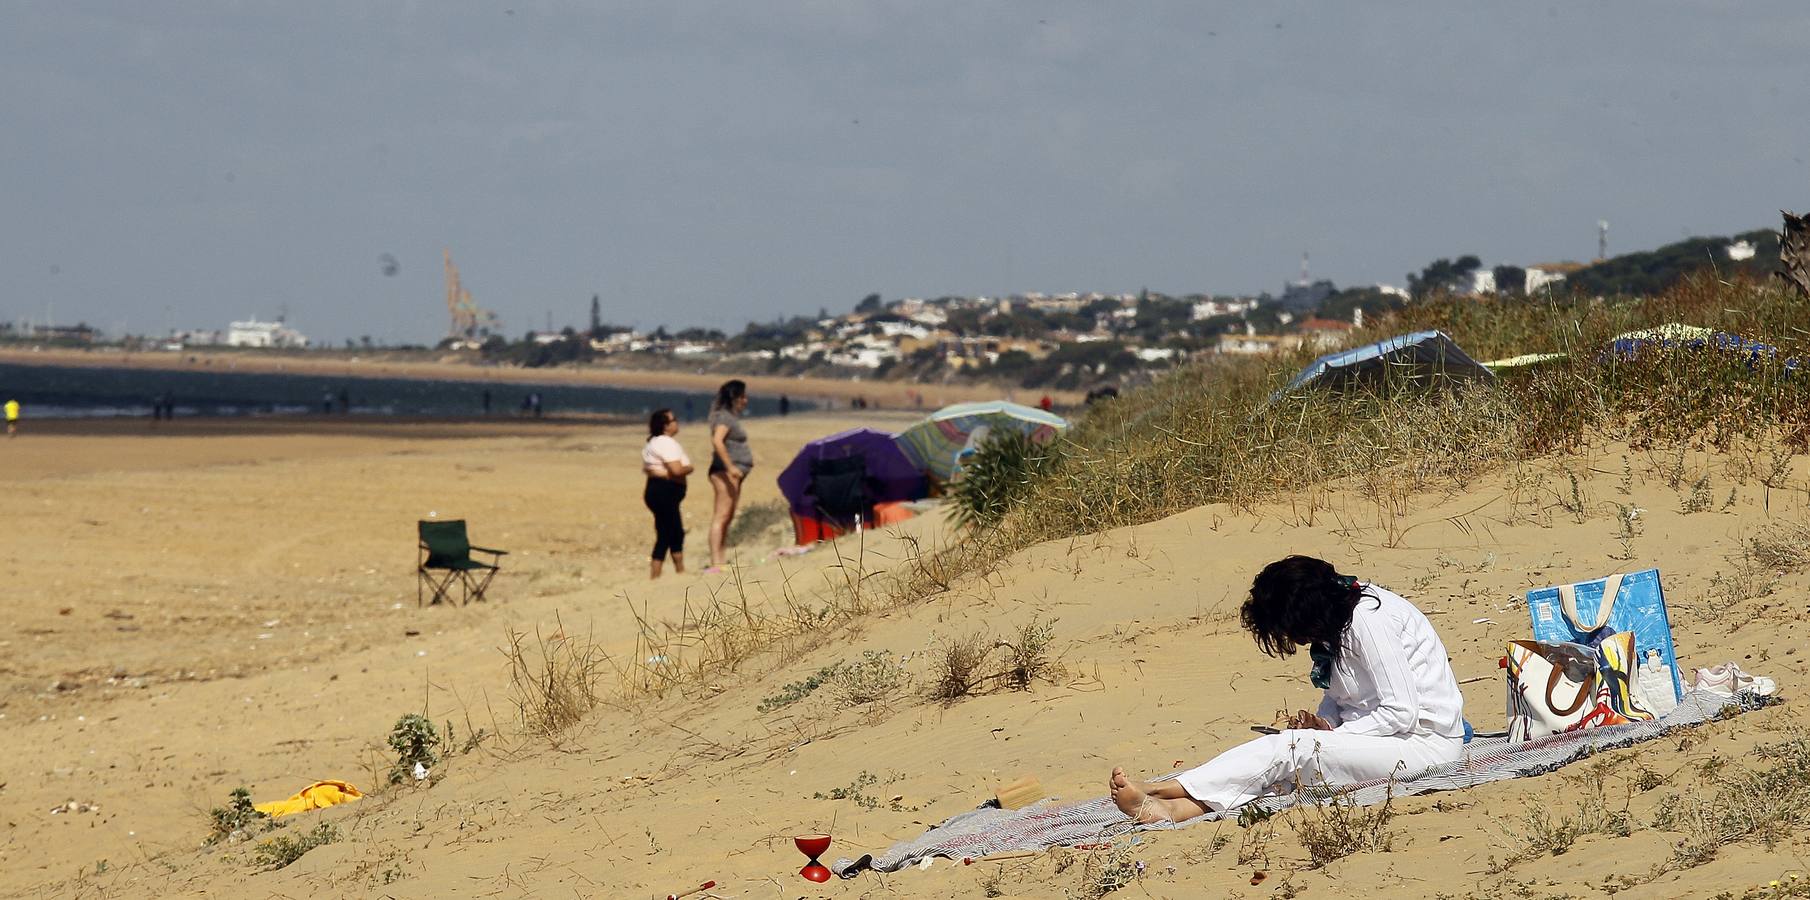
[1545,662,1594,716]
[1557,573,1624,633]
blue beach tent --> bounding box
[1272,330,1494,403]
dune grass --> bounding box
[1001,275,1810,547]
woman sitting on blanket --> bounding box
[1111,555,1466,823]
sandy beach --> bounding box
[2,413,1805,898]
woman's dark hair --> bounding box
[712,379,747,412]
[1240,555,1370,658]
[648,408,674,439]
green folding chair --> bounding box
[417,519,506,606]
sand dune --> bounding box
[3,418,1805,898]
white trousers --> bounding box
[1172,730,1463,812]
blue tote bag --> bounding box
[1525,569,1683,705]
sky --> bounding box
[3,2,1808,345]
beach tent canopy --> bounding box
[776,427,927,519]
[894,401,1068,482]
[1276,330,1494,399]
[1606,323,1797,370]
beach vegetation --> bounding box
[948,428,1063,529]
[204,786,270,845]
[756,661,844,713]
[502,616,604,745]
[386,713,445,784]
[1651,736,1810,868]
[251,823,340,870]
[1289,784,1398,868]
[927,631,993,704]
[831,649,910,707]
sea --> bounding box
[0,361,792,420]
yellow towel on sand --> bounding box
[254,780,363,818]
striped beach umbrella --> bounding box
[894,401,1068,482]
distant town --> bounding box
[0,227,1780,392]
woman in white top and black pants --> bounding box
[642,408,694,579]
[1111,555,1466,821]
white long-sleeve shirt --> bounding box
[1314,584,1465,739]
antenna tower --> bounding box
[1598,220,1609,261]
[1299,251,1310,284]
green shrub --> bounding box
[205,786,269,845]
[948,428,1063,528]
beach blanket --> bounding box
[832,690,1769,876]
[254,780,363,818]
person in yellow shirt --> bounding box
[4,399,18,437]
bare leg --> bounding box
[1110,767,1210,824]
[649,558,663,580]
[670,551,684,575]
[708,472,741,566]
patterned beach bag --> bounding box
[1506,639,1632,742]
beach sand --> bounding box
[2,418,1805,898]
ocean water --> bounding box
[0,361,793,420]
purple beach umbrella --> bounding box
[776,427,928,517]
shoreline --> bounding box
[0,346,1082,408]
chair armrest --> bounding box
[469,546,509,556]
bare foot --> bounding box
[1110,767,1168,824]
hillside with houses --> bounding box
[476,226,1779,391]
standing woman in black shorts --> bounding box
[705,380,753,571]
[641,408,693,579]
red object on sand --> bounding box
[666,881,715,900]
[795,833,833,882]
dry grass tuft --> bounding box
[503,614,604,743]
[928,631,994,704]
[1000,616,1060,690]
[1748,520,1810,573]
[1289,783,1398,868]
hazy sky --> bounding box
[4,2,1807,344]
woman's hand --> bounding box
[727,465,745,483]
[1288,710,1334,731]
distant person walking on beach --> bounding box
[642,408,693,579]
[482,388,492,415]
[1039,394,1053,412]
[339,388,351,414]
[322,391,335,414]
[705,379,752,571]
[778,394,791,416]
[4,398,18,437]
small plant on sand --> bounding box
[831,650,910,707]
[251,822,340,870]
[1074,843,1140,898]
[813,770,916,810]
[1289,785,1397,868]
[758,661,846,713]
[1681,474,1715,513]
[928,631,994,704]
[386,713,444,785]
[205,786,270,845]
[1000,616,1059,690]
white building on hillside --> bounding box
[227,319,309,348]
